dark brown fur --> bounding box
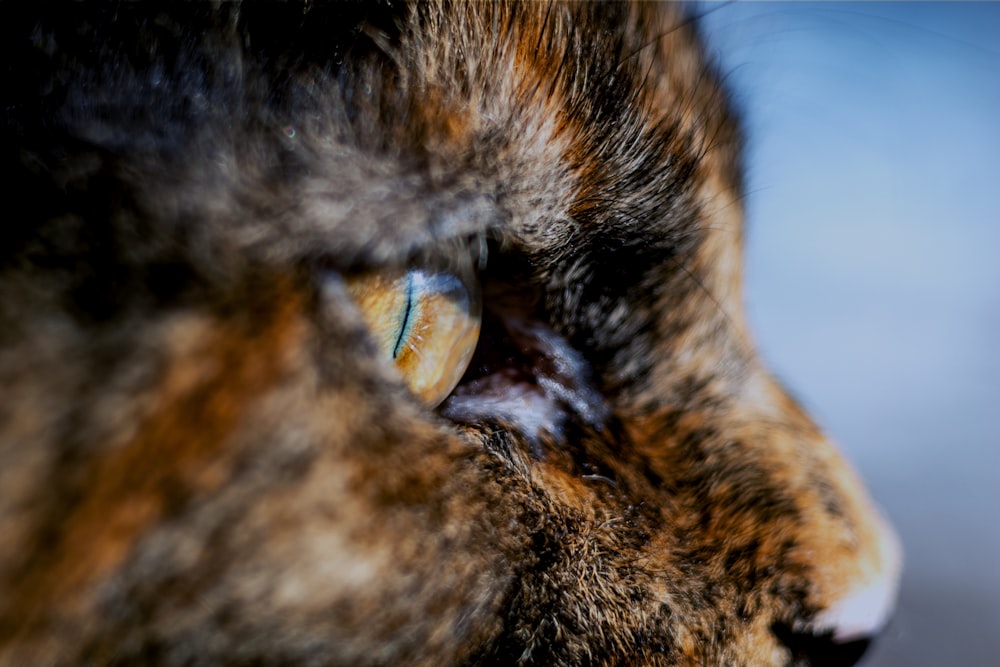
[0,3,897,665]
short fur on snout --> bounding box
[0,2,898,665]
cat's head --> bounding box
[0,3,899,665]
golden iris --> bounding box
[346,265,481,407]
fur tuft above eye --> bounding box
[346,265,481,407]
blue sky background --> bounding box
[699,3,1000,665]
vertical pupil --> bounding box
[342,260,482,408]
[392,273,414,360]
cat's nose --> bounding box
[777,509,902,666]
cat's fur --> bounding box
[0,2,899,666]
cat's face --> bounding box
[0,3,900,666]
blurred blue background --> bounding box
[699,3,1000,665]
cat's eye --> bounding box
[345,263,481,407]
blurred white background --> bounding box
[700,3,1000,665]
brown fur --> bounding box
[0,2,897,665]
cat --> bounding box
[0,2,901,665]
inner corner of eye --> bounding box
[345,266,482,407]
